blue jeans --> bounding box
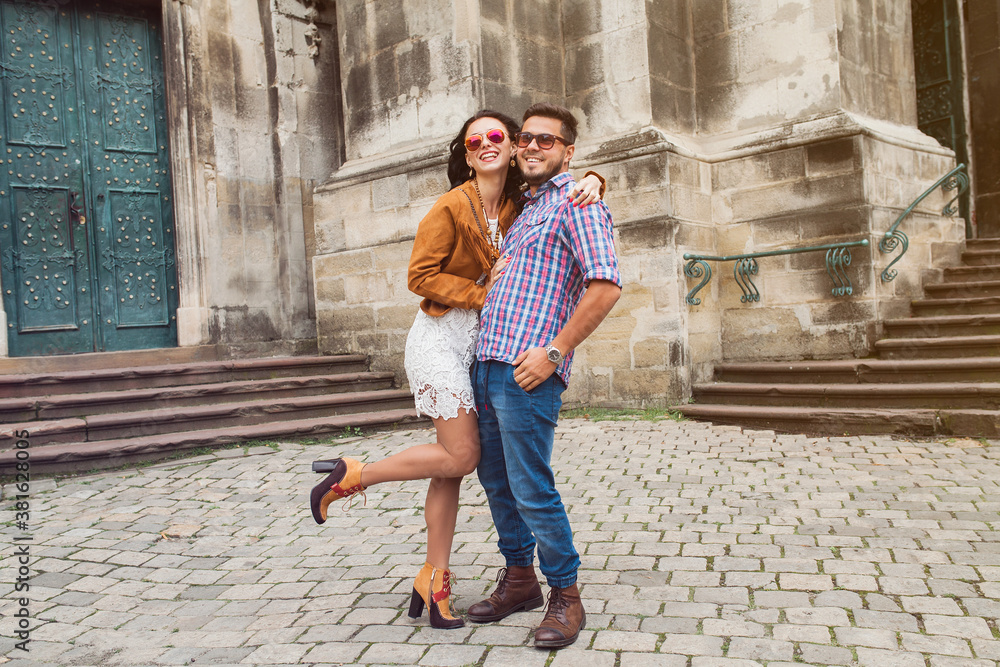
[473,359,580,588]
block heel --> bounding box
[407,588,425,619]
[312,459,341,473]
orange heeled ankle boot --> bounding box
[309,457,366,524]
[407,562,464,629]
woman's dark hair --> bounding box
[447,109,523,198]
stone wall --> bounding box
[864,136,967,306]
[709,135,871,364]
[648,0,696,134]
[311,0,968,408]
[694,0,841,135]
[572,129,713,402]
[561,0,651,137]
[338,0,477,161]
[838,0,917,124]
[481,0,565,111]
[707,131,958,365]
[313,159,447,377]
[164,0,342,353]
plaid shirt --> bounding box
[477,172,621,385]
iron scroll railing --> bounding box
[682,240,870,306]
[880,163,969,282]
[681,166,967,306]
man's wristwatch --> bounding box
[544,344,563,365]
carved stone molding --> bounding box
[298,0,322,60]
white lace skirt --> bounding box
[404,307,479,420]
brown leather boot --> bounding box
[467,565,544,622]
[533,583,585,649]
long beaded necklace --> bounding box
[471,177,504,261]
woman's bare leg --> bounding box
[360,409,480,487]
[424,475,462,569]
[362,410,480,570]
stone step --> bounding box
[0,388,415,448]
[0,408,428,475]
[0,345,223,375]
[923,279,1000,299]
[883,314,1000,339]
[692,381,1000,409]
[672,404,999,437]
[713,357,1000,384]
[0,371,397,423]
[0,355,369,398]
[682,238,1000,437]
[874,335,1000,359]
[966,238,1000,252]
[941,264,1000,283]
[962,250,1000,266]
[911,295,1000,317]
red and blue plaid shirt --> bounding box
[477,172,622,385]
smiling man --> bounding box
[470,103,622,649]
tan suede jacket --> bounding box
[408,179,517,317]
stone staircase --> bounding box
[0,348,425,474]
[676,238,1000,437]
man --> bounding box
[470,103,622,649]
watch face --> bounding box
[547,347,561,363]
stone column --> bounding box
[313,0,700,405]
[311,0,968,408]
[164,0,343,354]
[684,0,962,366]
[313,0,480,376]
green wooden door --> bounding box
[0,0,177,356]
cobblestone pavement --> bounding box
[1,418,999,666]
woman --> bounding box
[309,110,604,629]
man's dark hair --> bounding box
[522,102,578,145]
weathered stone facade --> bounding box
[161,0,344,354]
[12,1,986,408]
[311,0,973,407]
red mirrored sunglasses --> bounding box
[464,128,507,152]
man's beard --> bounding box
[519,155,562,186]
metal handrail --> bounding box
[682,240,870,306]
[880,163,969,282]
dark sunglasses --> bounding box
[514,132,571,149]
[464,128,507,152]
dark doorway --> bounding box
[912,0,972,233]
